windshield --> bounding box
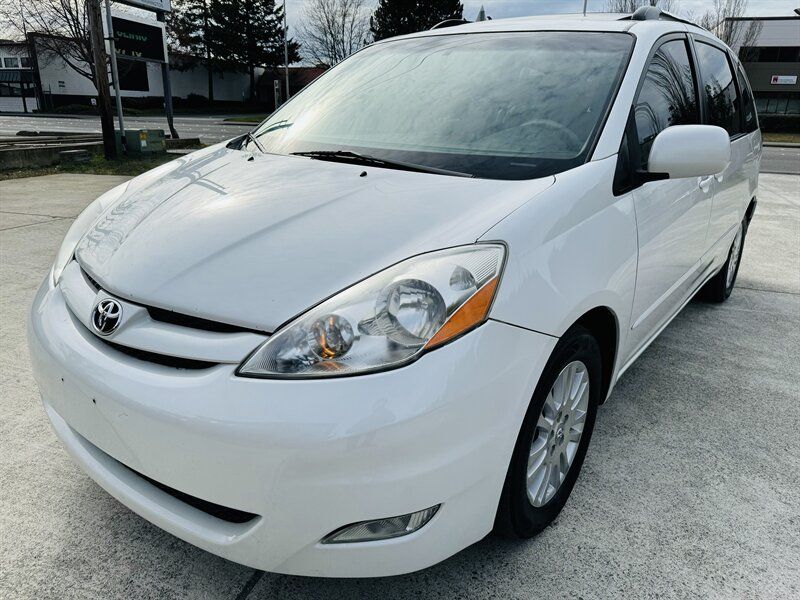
[251,32,633,180]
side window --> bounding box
[736,65,758,133]
[695,42,743,137]
[634,39,699,167]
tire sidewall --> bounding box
[724,220,747,298]
[500,326,602,537]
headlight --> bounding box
[51,182,129,285]
[238,244,506,378]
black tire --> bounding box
[700,218,747,303]
[494,325,602,538]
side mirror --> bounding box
[648,125,731,179]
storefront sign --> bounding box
[112,15,167,63]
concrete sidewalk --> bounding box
[1,173,798,599]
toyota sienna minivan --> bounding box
[28,8,761,577]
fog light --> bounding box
[321,505,440,544]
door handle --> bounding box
[698,176,714,192]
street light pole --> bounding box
[283,1,290,102]
[157,10,179,139]
[103,0,126,153]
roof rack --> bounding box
[430,18,470,30]
[621,6,701,28]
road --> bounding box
[762,145,800,174]
[1,113,798,172]
[1,168,798,598]
[0,113,253,145]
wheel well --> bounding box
[745,197,757,223]
[574,307,618,403]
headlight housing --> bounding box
[238,244,505,378]
[51,182,130,285]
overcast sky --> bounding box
[283,0,797,31]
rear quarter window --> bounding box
[695,41,743,137]
[736,64,759,133]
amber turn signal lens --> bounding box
[424,277,498,349]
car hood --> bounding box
[76,145,553,332]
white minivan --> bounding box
[28,8,761,577]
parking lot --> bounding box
[1,170,798,599]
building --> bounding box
[726,15,800,118]
[0,33,322,114]
[257,66,328,112]
[0,40,38,112]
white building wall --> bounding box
[35,46,258,102]
[0,43,32,67]
[169,65,260,102]
[727,18,800,53]
[750,19,800,48]
[0,97,39,111]
[0,43,39,111]
[36,51,98,97]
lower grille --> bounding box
[128,466,258,524]
[68,416,258,526]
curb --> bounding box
[0,112,85,119]
[763,142,800,148]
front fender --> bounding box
[483,156,637,358]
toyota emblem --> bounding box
[92,298,122,336]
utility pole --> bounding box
[157,10,179,139]
[283,1,290,101]
[87,0,117,159]
[103,0,126,153]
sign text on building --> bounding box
[112,16,166,63]
[770,75,798,85]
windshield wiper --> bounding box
[290,150,474,178]
[244,132,266,154]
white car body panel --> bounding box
[75,146,553,333]
[626,172,714,354]
[707,132,759,250]
[27,13,761,577]
[482,156,637,348]
[29,279,556,577]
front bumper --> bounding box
[28,278,556,577]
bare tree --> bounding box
[297,0,370,66]
[0,0,95,82]
[605,0,676,13]
[695,0,763,51]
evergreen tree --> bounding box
[211,0,301,101]
[170,0,218,101]
[370,0,463,41]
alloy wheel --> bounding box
[526,361,590,507]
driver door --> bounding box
[623,35,714,361]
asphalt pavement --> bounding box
[762,145,800,175]
[0,169,798,599]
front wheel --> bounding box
[495,325,601,538]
